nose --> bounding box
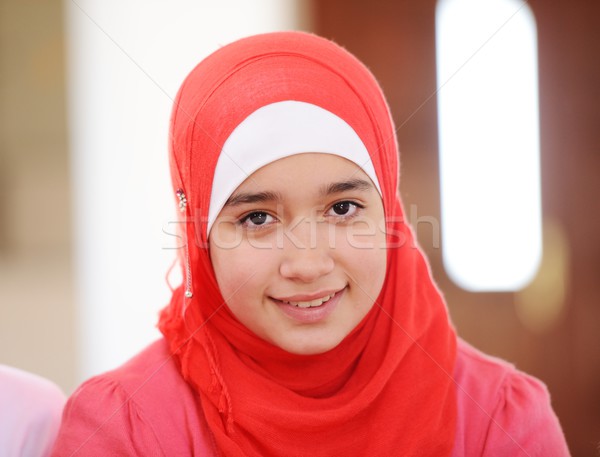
[279,225,335,282]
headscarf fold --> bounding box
[159,31,457,456]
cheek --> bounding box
[370,248,387,294]
[209,220,244,249]
[371,229,388,296]
[354,244,387,293]
[339,217,387,297]
[210,240,278,303]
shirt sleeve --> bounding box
[50,376,166,457]
[481,370,571,457]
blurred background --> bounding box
[0,1,598,455]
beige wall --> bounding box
[0,0,76,393]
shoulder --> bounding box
[51,339,214,456]
[452,338,570,456]
[0,365,65,457]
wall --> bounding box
[0,0,76,392]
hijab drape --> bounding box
[159,31,457,456]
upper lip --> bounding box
[272,287,345,303]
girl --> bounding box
[51,31,569,456]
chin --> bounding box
[277,335,343,356]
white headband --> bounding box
[207,100,381,234]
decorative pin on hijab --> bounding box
[176,188,187,213]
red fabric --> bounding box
[159,31,457,456]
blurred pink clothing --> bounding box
[0,365,65,457]
[51,338,570,456]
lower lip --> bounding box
[274,289,345,324]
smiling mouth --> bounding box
[281,292,337,309]
[272,288,346,323]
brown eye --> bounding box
[240,211,274,228]
[326,201,363,218]
[333,202,352,215]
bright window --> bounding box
[435,0,542,291]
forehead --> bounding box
[232,153,372,195]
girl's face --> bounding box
[209,153,387,355]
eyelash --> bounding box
[237,200,365,229]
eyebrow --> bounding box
[224,178,373,207]
[321,178,373,196]
[224,190,282,207]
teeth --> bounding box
[283,294,333,308]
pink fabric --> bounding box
[0,365,66,457]
[451,341,570,456]
[50,338,569,456]
[51,341,215,456]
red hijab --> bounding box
[159,31,457,456]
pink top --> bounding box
[50,338,570,456]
